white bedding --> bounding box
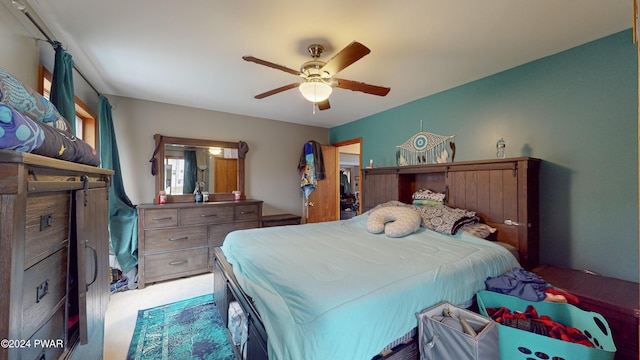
[221,213,519,360]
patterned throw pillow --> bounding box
[0,68,71,131]
[413,204,479,235]
[31,119,100,166]
[366,206,422,238]
[460,223,497,239]
[412,188,446,202]
[0,102,44,152]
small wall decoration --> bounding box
[396,121,455,165]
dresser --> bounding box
[0,150,113,360]
[137,200,262,288]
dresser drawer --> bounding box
[235,204,260,221]
[19,305,65,360]
[143,208,179,228]
[144,248,209,283]
[144,226,208,254]
[22,248,68,339]
[209,221,260,248]
[25,192,70,268]
[180,206,233,226]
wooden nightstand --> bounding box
[533,265,639,360]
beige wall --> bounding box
[1,2,40,88]
[108,96,328,216]
[1,3,98,112]
[1,3,329,217]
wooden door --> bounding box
[72,187,109,359]
[214,158,238,193]
[305,145,338,223]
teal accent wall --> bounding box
[330,30,638,282]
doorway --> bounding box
[334,138,362,220]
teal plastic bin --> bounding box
[476,290,616,360]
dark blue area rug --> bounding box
[127,294,234,360]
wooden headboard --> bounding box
[362,157,540,269]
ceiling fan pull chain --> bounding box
[313,85,317,115]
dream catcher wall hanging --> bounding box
[396,122,456,165]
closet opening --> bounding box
[335,139,362,220]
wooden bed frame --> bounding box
[213,157,540,360]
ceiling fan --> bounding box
[242,41,390,111]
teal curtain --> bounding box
[99,94,138,273]
[50,43,76,134]
[183,150,197,194]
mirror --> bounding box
[153,134,246,203]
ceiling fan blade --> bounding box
[254,83,299,99]
[242,56,302,76]
[317,99,330,111]
[321,41,371,75]
[334,78,390,96]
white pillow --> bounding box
[366,206,421,238]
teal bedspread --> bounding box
[221,213,519,360]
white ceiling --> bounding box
[22,0,632,128]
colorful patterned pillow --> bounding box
[31,120,100,166]
[366,206,422,238]
[412,199,443,206]
[0,68,69,128]
[0,102,44,152]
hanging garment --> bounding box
[300,142,317,200]
[340,172,351,195]
[298,140,326,180]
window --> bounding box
[38,65,98,149]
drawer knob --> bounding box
[240,210,255,215]
[169,260,187,266]
[152,216,173,221]
[201,214,218,218]
[169,236,188,241]
[39,214,53,231]
[36,279,49,303]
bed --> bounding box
[221,214,519,359]
[214,159,540,360]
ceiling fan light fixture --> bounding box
[299,80,332,103]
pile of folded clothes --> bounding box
[485,267,579,304]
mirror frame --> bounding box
[153,134,245,203]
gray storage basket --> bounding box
[416,302,499,360]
